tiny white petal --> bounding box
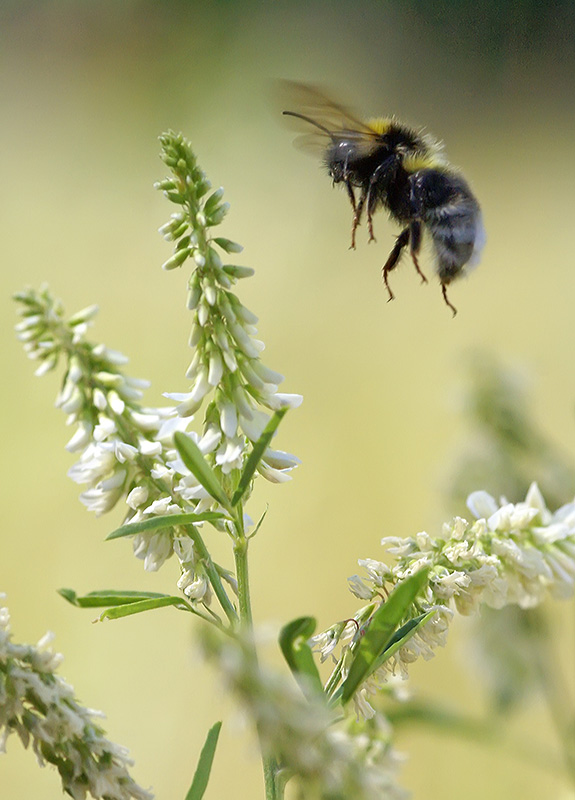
[58,385,83,414]
[127,486,149,509]
[208,351,224,386]
[265,392,303,410]
[65,423,92,452]
[199,425,222,454]
[258,462,292,483]
[250,362,284,385]
[93,388,107,410]
[108,391,125,415]
[139,439,162,456]
[466,490,499,519]
[222,350,238,371]
[219,402,238,439]
[205,284,217,306]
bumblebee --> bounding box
[281,82,485,315]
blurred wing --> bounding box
[289,131,330,158]
[277,80,370,131]
[276,80,382,159]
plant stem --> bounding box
[234,534,253,627]
[233,510,282,799]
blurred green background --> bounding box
[2,2,575,798]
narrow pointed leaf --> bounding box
[341,567,430,704]
[247,507,268,540]
[174,432,232,512]
[184,721,222,800]
[232,408,288,506]
[279,616,323,699]
[98,595,192,620]
[372,610,436,672]
[59,589,171,608]
[106,511,228,540]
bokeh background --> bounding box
[2,2,575,798]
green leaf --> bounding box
[184,721,222,800]
[341,568,430,705]
[371,610,436,672]
[58,589,171,608]
[279,616,323,700]
[231,408,288,506]
[174,432,232,513]
[97,595,192,621]
[106,512,228,540]
[247,507,268,540]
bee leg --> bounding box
[344,180,357,214]
[409,221,427,284]
[366,185,379,243]
[345,182,360,249]
[441,283,458,317]
[351,187,368,249]
[382,228,410,302]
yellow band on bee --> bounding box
[403,152,446,172]
[365,117,394,135]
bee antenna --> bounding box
[282,111,334,139]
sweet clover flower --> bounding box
[156,131,302,481]
[0,600,152,800]
[314,483,575,717]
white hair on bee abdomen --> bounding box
[468,212,486,267]
[425,200,485,284]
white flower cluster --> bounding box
[201,629,407,800]
[157,131,302,486]
[15,287,192,573]
[314,483,575,717]
[0,601,152,800]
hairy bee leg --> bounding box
[344,180,357,213]
[382,228,410,302]
[351,187,368,249]
[345,182,360,250]
[409,221,427,284]
[441,283,458,317]
[366,185,379,243]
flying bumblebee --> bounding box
[280,81,485,315]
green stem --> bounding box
[262,756,281,800]
[233,510,282,799]
[234,535,253,627]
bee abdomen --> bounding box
[416,171,485,284]
[428,206,482,283]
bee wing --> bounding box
[276,80,382,159]
[289,131,331,158]
[277,80,371,131]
